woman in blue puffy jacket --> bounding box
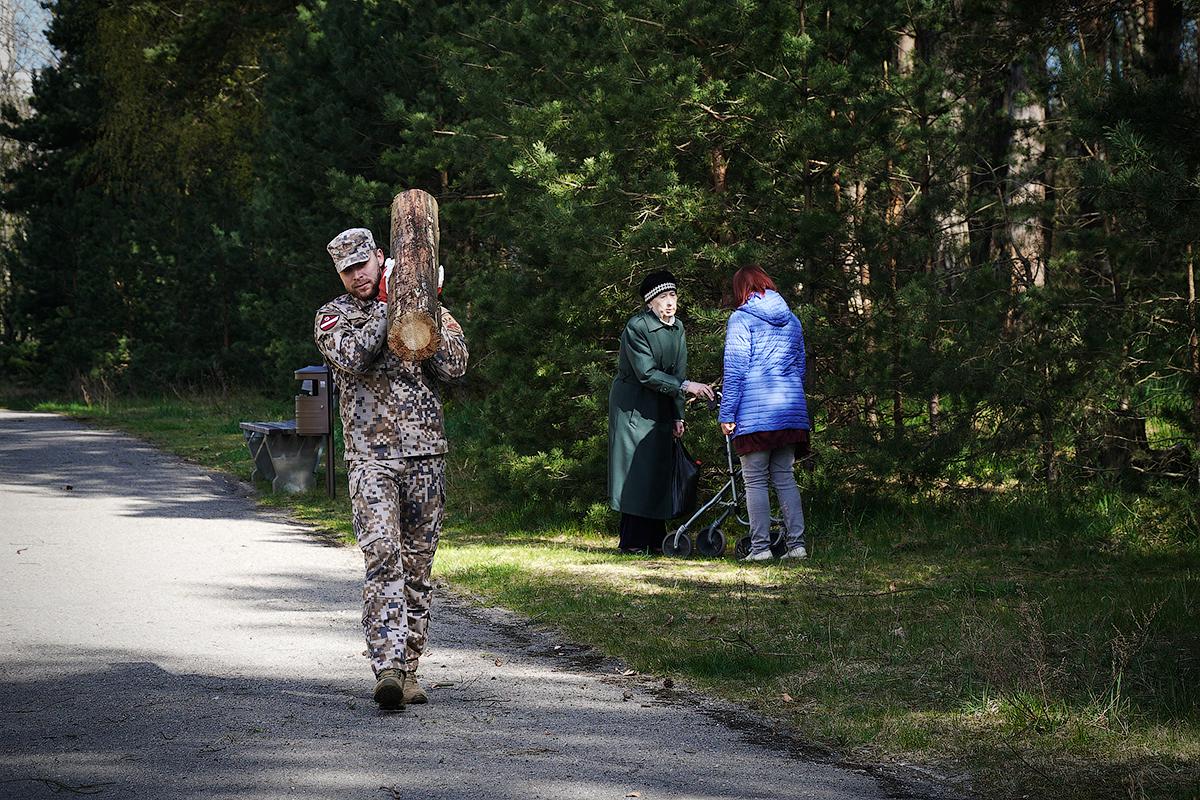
[718,266,811,562]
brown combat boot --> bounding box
[402,672,428,705]
[373,668,405,710]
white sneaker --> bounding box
[781,545,808,560]
[742,549,775,562]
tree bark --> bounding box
[387,190,442,361]
[1003,57,1047,294]
[1040,402,1057,485]
[836,165,875,432]
[1144,0,1184,77]
[1188,243,1199,449]
[888,29,912,437]
[709,146,728,195]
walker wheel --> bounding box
[734,535,753,559]
[662,530,693,558]
[696,527,726,557]
[769,525,789,557]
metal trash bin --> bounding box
[295,364,337,498]
[295,365,330,435]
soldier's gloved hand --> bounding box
[377,258,395,302]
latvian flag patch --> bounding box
[319,314,339,331]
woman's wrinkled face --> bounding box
[648,290,677,323]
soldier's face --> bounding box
[340,249,384,300]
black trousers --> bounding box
[618,513,666,553]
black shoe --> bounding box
[373,668,405,710]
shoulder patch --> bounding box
[319,314,339,331]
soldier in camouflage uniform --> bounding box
[314,227,468,711]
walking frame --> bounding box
[662,393,787,559]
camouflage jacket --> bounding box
[314,294,468,461]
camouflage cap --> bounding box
[327,228,378,272]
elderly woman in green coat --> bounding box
[608,270,715,553]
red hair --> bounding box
[732,266,777,306]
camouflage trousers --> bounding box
[347,455,445,677]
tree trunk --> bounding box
[0,1,30,250]
[710,146,728,195]
[1004,58,1047,294]
[837,166,875,432]
[917,26,960,436]
[711,145,734,244]
[840,173,870,318]
[1040,403,1057,485]
[1144,0,1184,77]
[387,190,442,361]
[967,85,1007,272]
[1188,243,1199,449]
[895,26,915,74]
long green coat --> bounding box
[607,310,687,519]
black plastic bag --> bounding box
[670,439,701,519]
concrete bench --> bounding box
[239,420,325,494]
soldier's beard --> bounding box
[352,283,379,301]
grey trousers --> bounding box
[739,445,806,553]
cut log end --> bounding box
[388,310,440,361]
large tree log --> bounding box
[387,189,441,361]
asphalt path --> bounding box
[0,410,950,800]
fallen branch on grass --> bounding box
[815,585,932,599]
[688,634,801,659]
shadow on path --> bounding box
[0,412,264,524]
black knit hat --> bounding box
[639,270,677,303]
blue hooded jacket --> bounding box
[718,289,810,436]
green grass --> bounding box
[4,391,1198,800]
